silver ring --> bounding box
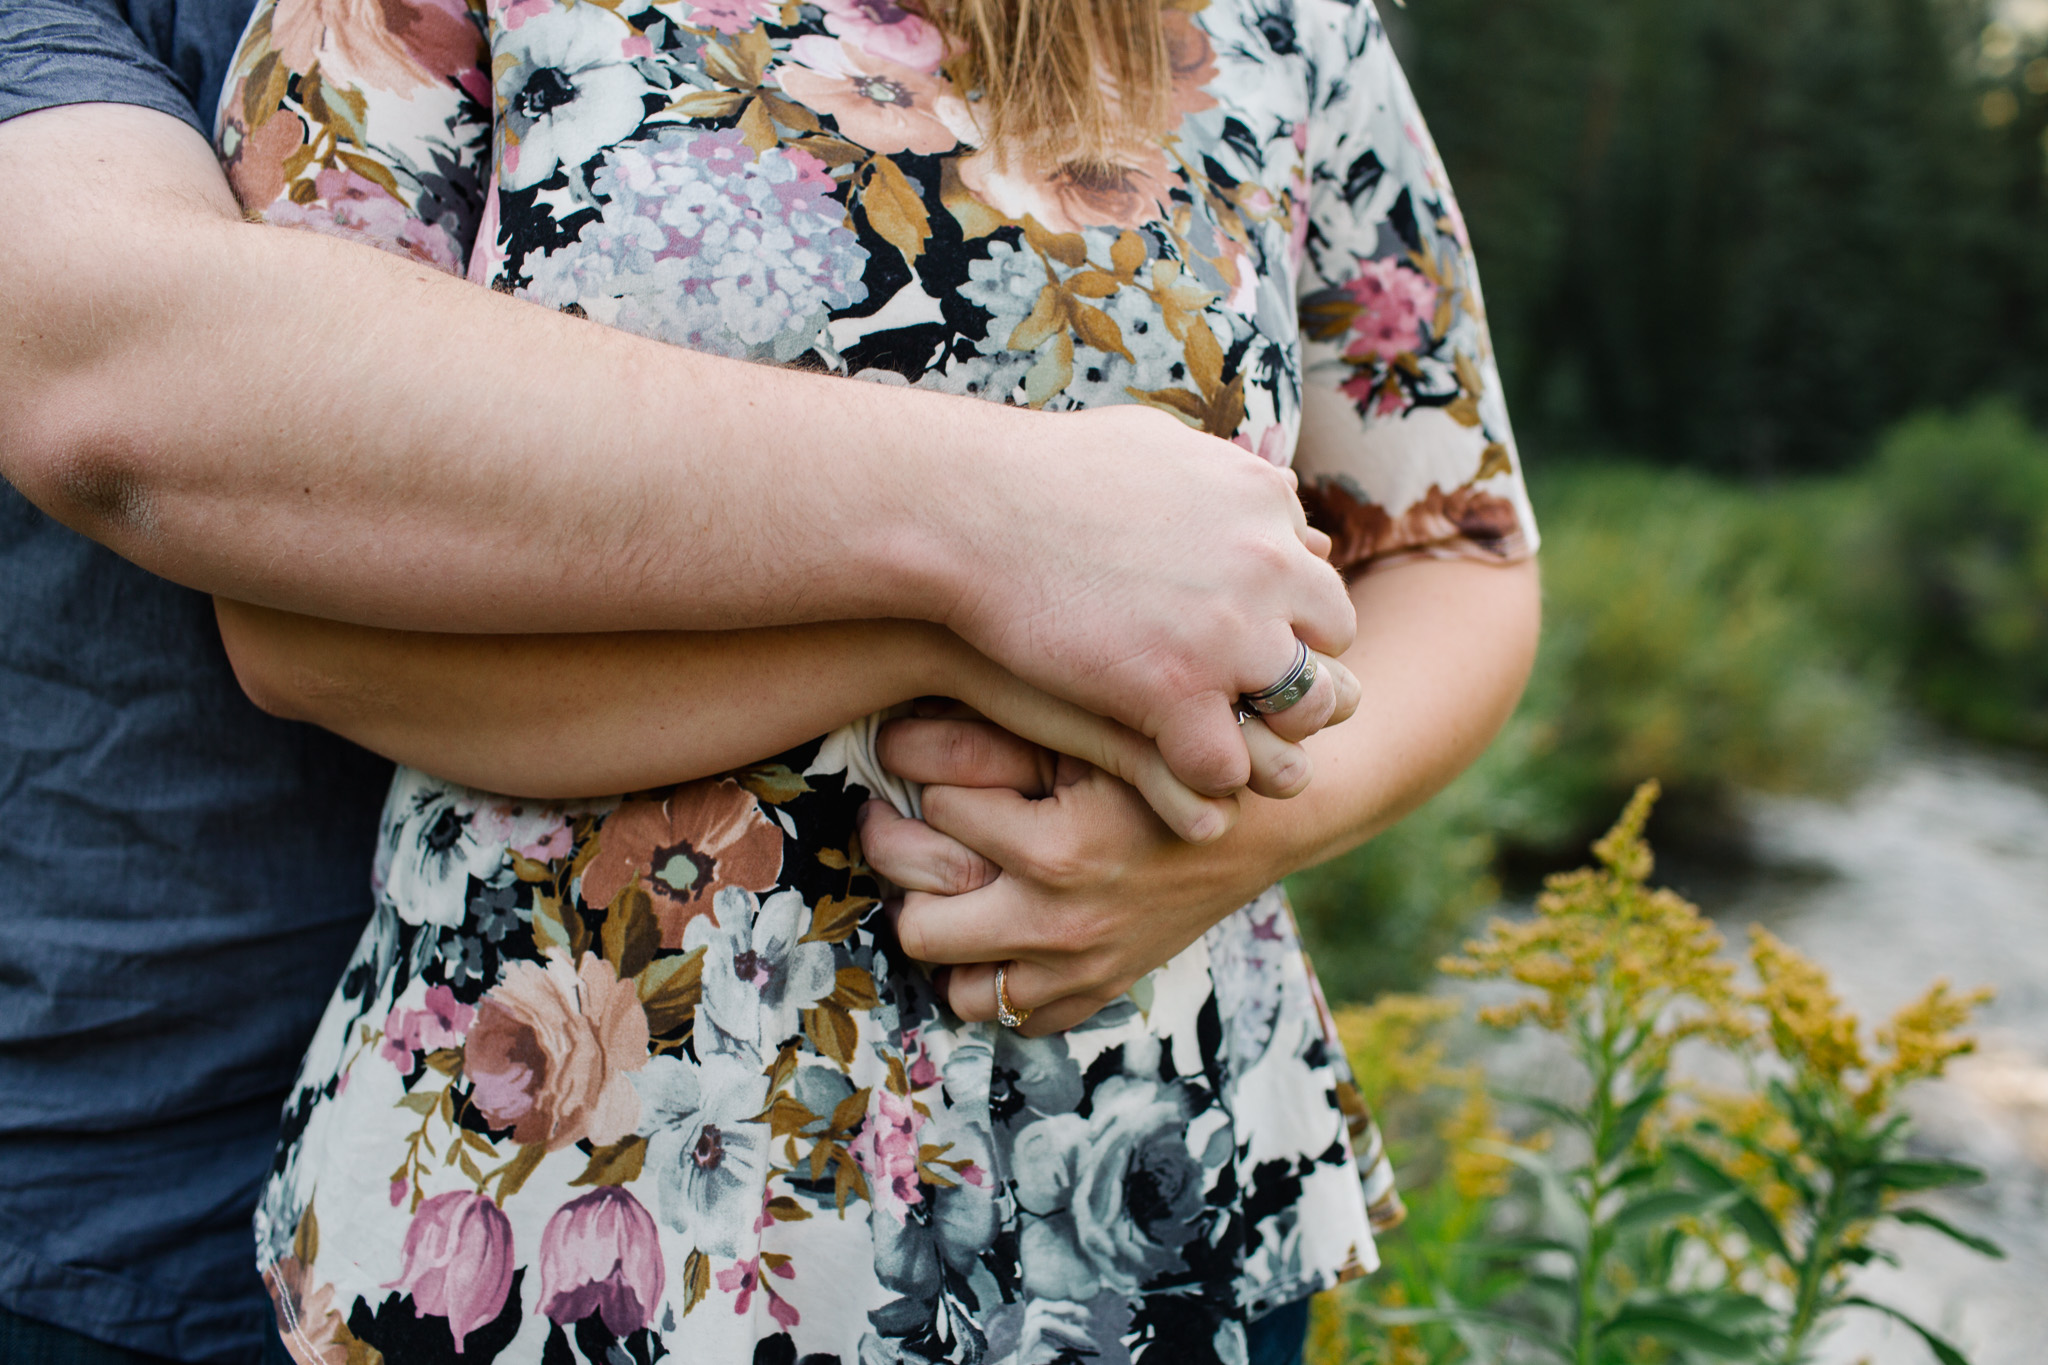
[1239,639,1317,717]
[995,963,1032,1029]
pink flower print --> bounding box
[263,167,462,274]
[387,1192,515,1352]
[849,1087,925,1224]
[816,0,945,73]
[621,32,652,59]
[515,817,573,862]
[379,985,476,1069]
[488,0,549,27]
[1342,257,1437,362]
[390,1176,409,1207]
[465,952,649,1151]
[537,1187,665,1335]
[716,1255,798,1326]
[676,0,779,35]
[774,37,964,156]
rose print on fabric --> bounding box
[1012,1073,1207,1300]
[814,0,945,72]
[579,779,783,946]
[465,951,649,1149]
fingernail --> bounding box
[1189,810,1226,843]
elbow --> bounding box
[213,598,313,722]
[0,347,172,562]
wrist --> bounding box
[867,399,1044,632]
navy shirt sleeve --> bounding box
[0,0,206,135]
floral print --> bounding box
[218,0,1540,1360]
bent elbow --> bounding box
[1,380,168,554]
[213,598,312,722]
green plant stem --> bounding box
[1574,992,1625,1365]
[1780,1160,1849,1363]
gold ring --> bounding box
[995,963,1032,1029]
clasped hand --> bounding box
[859,693,1348,1036]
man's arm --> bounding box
[861,556,1543,1032]
[212,601,1350,841]
[0,102,1354,793]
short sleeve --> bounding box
[0,0,203,134]
[214,0,492,276]
[1290,2,1537,575]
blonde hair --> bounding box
[919,0,1174,164]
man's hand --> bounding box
[858,717,1284,1035]
[942,405,1357,798]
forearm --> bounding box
[0,104,1015,634]
[217,601,961,796]
[218,603,1235,837]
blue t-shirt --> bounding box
[1,7,394,1360]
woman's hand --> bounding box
[860,723,1284,1035]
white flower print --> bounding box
[378,772,508,928]
[635,1052,771,1256]
[685,887,838,1056]
[520,128,868,362]
[494,7,651,192]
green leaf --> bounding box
[1843,1297,1971,1365]
[1600,1077,1666,1164]
[1599,1305,1755,1358]
[1477,1139,1587,1242]
[1874,1159,1987,1192]
[1665,1143,1795,1260]
[492,1142,546,1203]
[1608,1187,1732,1233]
[1448,1236,1581,1263]
[1491,1087,1591,1132]
[1892,1207,2005,1259]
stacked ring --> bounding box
[1238,639,1317,720]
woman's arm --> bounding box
[213,600,1344,840]
[862,554,1541,1032]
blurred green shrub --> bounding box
[1289,458,1891,999]
[1292,403,2048,1000]
[1858,402,2048,746]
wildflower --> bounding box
[1747,926,1866,1090]
[1442,782,1747,1068]
[1867,979,1994,1110]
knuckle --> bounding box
[942,846,989,895]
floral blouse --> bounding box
[214,0,1537,1361]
